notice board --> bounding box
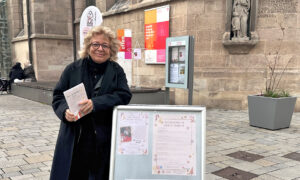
[109,105,206,180]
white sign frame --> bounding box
[109,105,206,180]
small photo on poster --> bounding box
[178,64,185,84]
[133,48,142,60]
[171,47,179,62]
[179,46,185,62]
[120,126,132,142]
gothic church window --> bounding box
[16,0,24,37]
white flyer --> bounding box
[117,111,149,155]
[152,112,196,176]
[63,83,88,120]
[169,63,179,83]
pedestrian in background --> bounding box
[51,26,132,180]
[8,62,25,90]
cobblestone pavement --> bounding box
[1,95,300,180]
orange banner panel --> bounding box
[145,9,157,24]
[117,29,124,37]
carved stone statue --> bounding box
[232,11,240,38]
[232,0,250,40]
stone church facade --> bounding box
[4,0,300,111]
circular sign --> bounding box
[79,6,103,49]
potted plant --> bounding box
[248,25,297,130]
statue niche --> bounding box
[223,0,258,54]
[231,0,250,41]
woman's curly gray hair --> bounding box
[79,26,120,61]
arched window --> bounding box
[19,0,24,30]
[15,0,24,37]
[86,0,96,7]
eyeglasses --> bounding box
[90,43,110,50]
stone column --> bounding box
[0,0,12,78]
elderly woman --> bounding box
[51,26,132,180]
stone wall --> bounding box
[29,0,73,81]
[12,40,28,67]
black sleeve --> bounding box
[52,65,71,122]
[91,65,132,111]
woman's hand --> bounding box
[65,109,76,122]
[79,99,94,117]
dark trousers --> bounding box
[68,146,110,180]
[68,127,110,180]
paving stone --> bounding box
[2,171,22,178]
[251,174,283,180]
[206,163,224,173]
[2,166,21,173]
[7,155,26,160]
[10,174,34,180]
[253,158,277,167]
[6,149,31,156]
[0,178,10,180]
[283,152,300,162]
[0,142,21,149]
[205,173,225,179]
[21,168,41,175]
[32,171,49,177]
[284,160,300,166]
[268,165,300,179]
[0,159,27,168]
[212,166,258,180]
[230,161,262,172]
[19,163,46,170]
[24,154,52,164]
[227,151,264,162]
[250,165,281,175]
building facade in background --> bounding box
[5,0,300,111]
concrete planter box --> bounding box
[248,95,297,130]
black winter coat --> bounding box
[9,63,24,83]
[50,58,132,180]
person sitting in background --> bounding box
[8,62,25,90]
[23,62,36,82]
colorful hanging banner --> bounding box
[117,29,132,60]
[144,5,169,64]
[117,29,132,86]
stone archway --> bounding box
[0,0,12,78]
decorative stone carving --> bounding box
[232,0,250,40]
[223,0,259,54]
